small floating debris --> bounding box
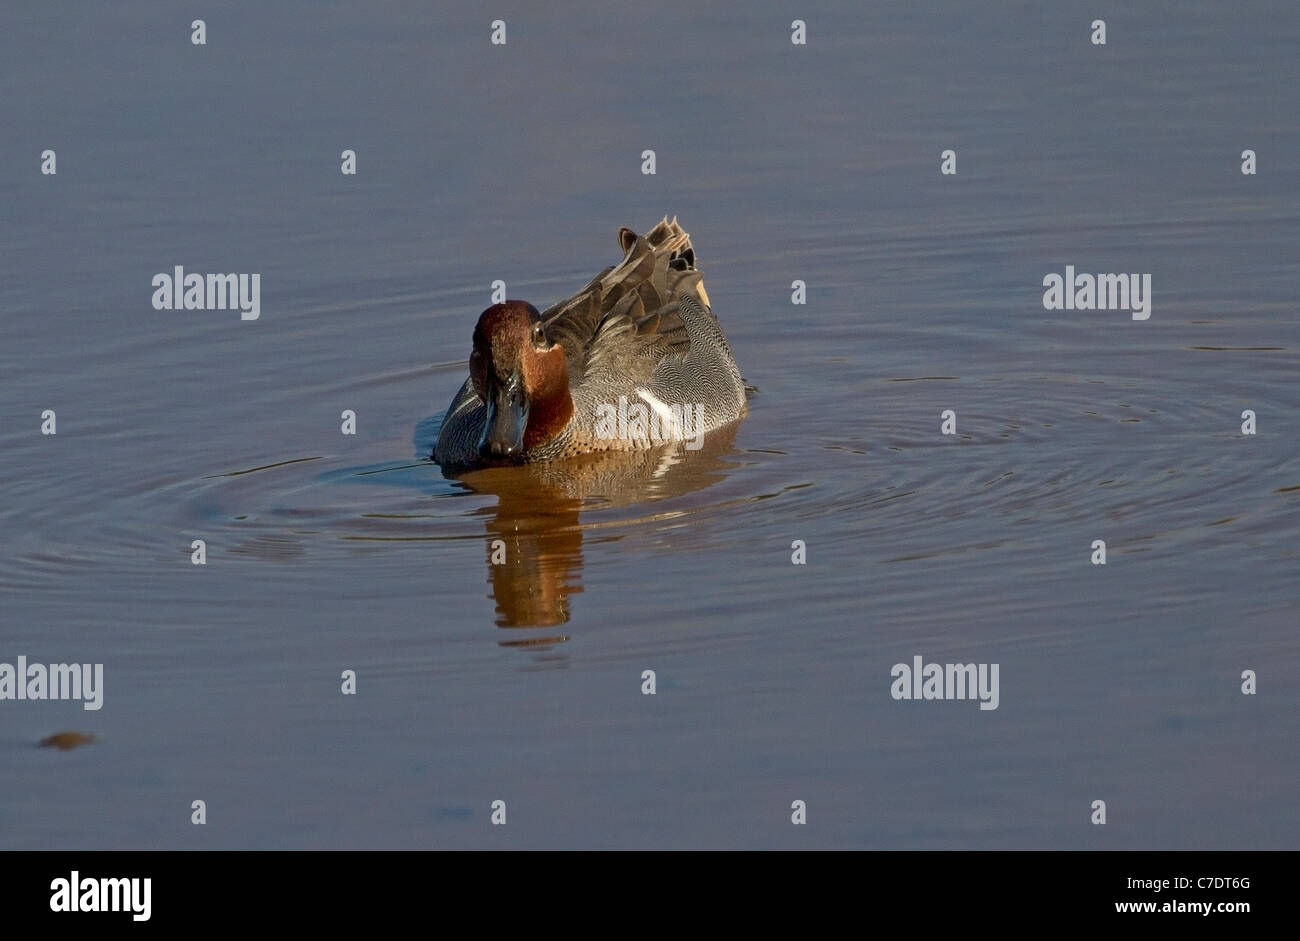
[39,731,96,751]
[1187,346,1285,352]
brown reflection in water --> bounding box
[450,425,740,641]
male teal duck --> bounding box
[433,217,746,469]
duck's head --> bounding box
[470,301,573,461]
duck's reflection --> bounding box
[448,425,740,641]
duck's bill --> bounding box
[479,378,529,459]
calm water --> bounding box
[2,1,1297,848]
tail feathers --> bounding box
[608,216,710,311]
[538,217,713,372]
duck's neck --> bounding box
[523,355,574,450]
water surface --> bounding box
[1,1,1297,848]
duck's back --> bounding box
[550,218,746,444]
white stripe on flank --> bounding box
[635,386,680,439]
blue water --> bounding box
[1,0,1297,848]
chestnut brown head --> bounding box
[469,301,572,460]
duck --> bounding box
[433,217,746,469]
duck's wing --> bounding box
[540,217,711,387]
